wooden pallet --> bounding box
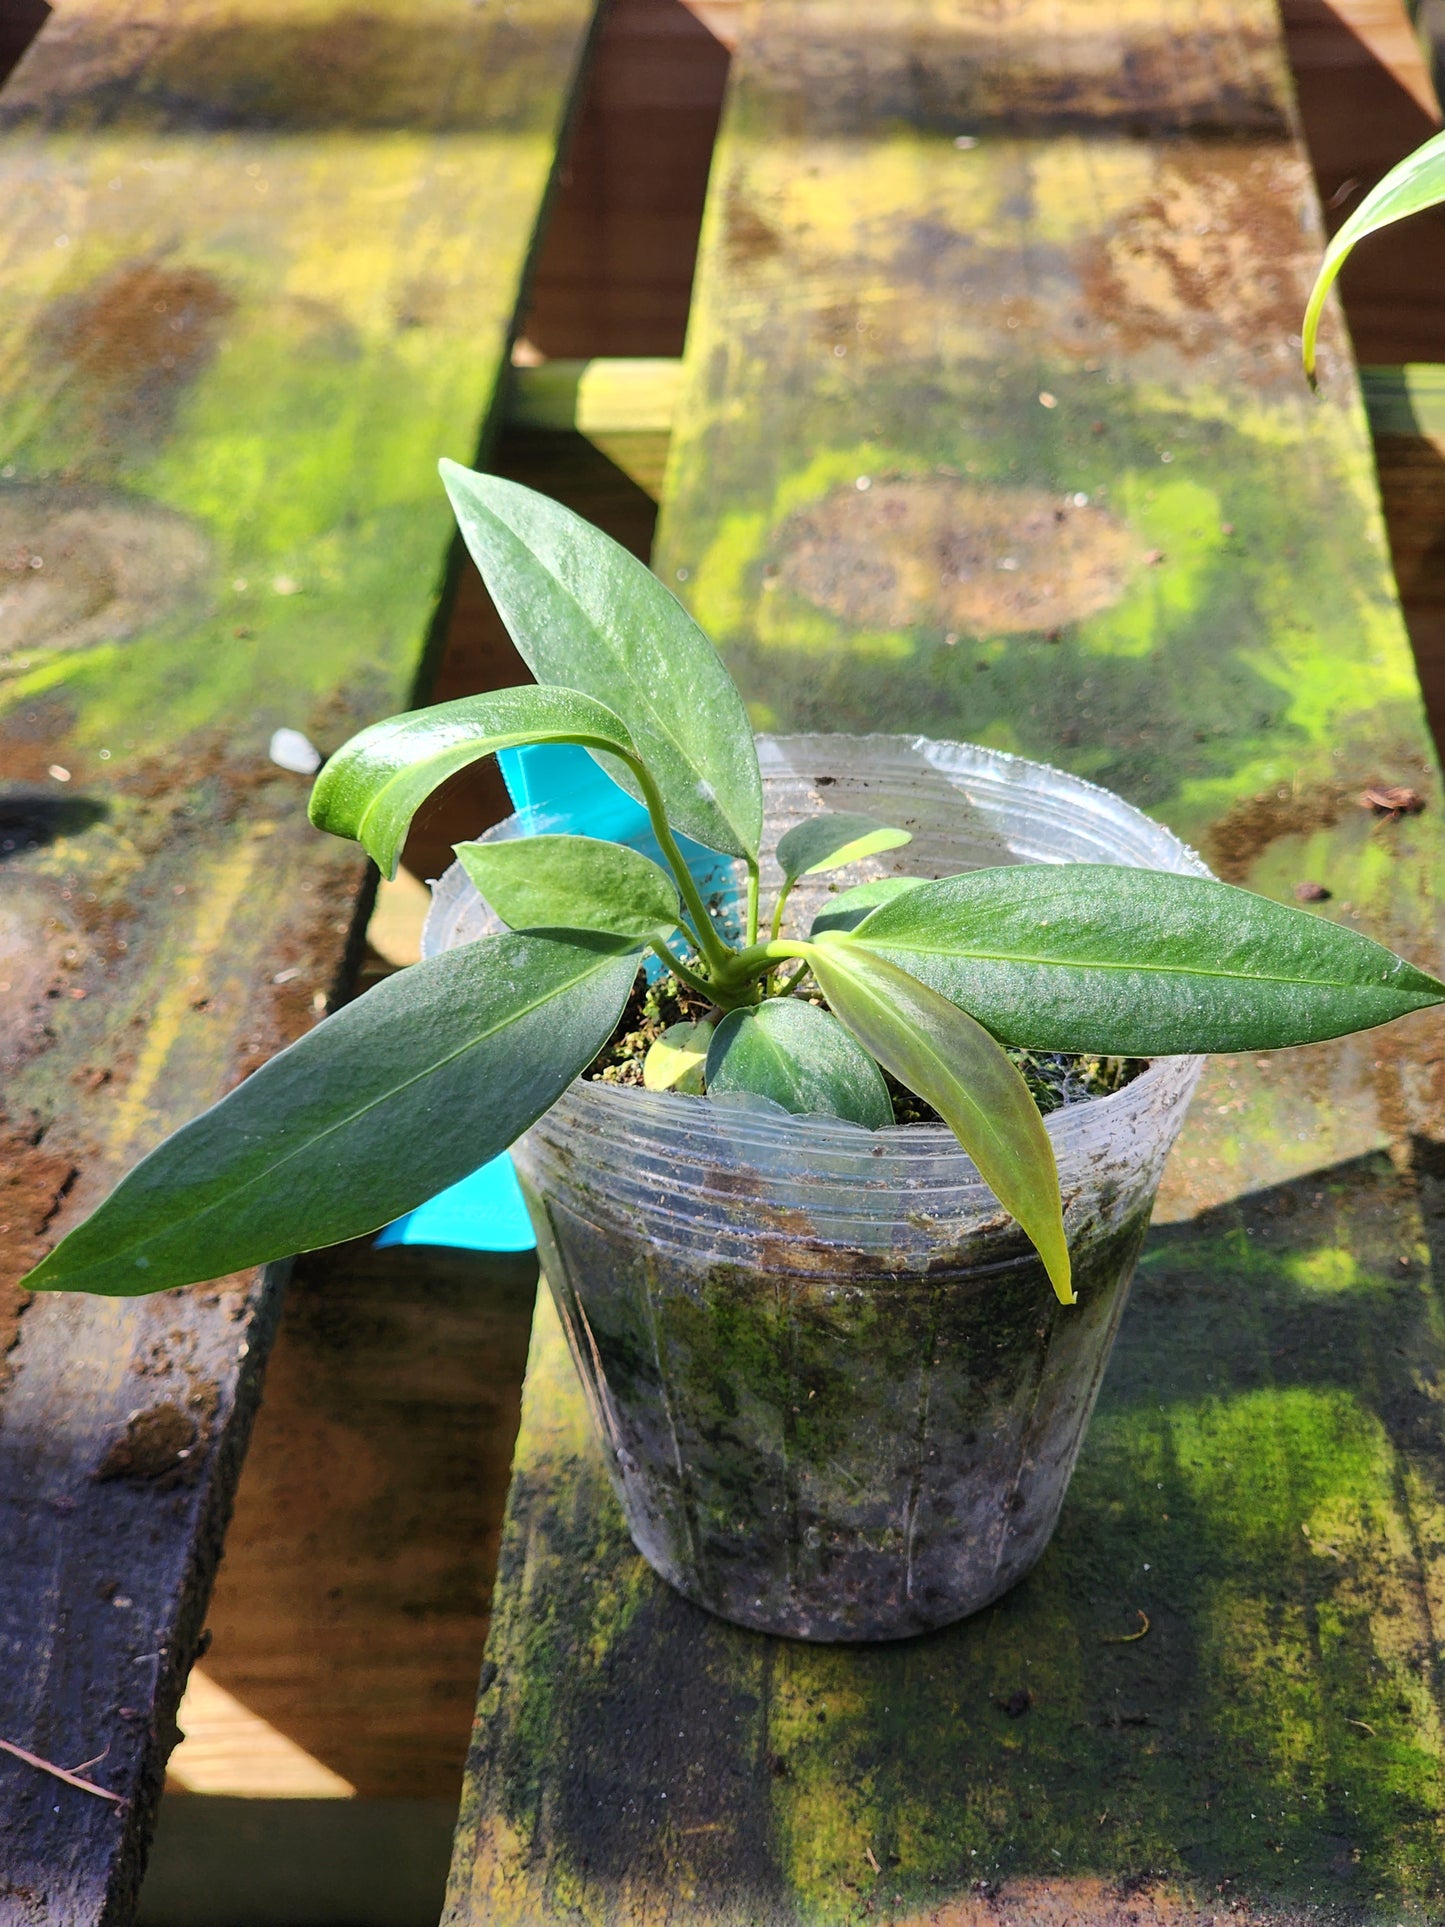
[447,2,1445,1923]
[0,0,599,1915]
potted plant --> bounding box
[25,468,1445,1640]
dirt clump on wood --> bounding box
[95,1378,219,1487]
[0,1115,78,1389]
[1205,781,1345,885]
[0,1116,76,1291]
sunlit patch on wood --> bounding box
[166,1667,355,1798]
[0,483,212,656]
[774,478,1138,637]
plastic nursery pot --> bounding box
[424,736,1208,1642]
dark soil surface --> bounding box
[586,965,1145,1123]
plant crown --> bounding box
[23,467,1445,1306]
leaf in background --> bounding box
[310,685,637,878]
[24,931,641,1295]
[705,998,893,1129]
[1303,126,1445,382]
[810,875,929,938]
[851,864,1445,1055]
[776,811,912,882]
[644,1020,715,1093]
[457,834,681,945]
[440,464,764,860]
[807,939,1071,1304]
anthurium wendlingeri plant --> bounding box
[24,467,1445,1306]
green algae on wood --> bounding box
[451,0,1445,1922]
[0,0,599,1912]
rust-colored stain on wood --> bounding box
[776,480,1137,637]
[0,484,214,655]
[1079,149,1313,367]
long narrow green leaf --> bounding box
[850,865,1445,1055]
[705,998,893,1128]
[775,811,911,883]
[23,932,641,1296]
[440,464,764,860]
[457,834,681,944]
[309,685,638,878]
[807,939,1071,1303]
[1303,127,1445,381]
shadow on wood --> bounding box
[0,0,49,88]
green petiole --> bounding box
[617,748,735,975]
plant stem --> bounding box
[770,960,812,998]
[769,876,795,943]
[648,939,716,1002]
[715,937,812,991]
[746,858,761,948]
[618,751,734,973]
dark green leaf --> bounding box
[705,998,893,1129]
[644,1020,714,1093]
[457,834,681,945]
[310,685,637,879]
[440,464,764,860]
[1304,128,1445,381]
[775,811,911,883]
[807,939,1071,1303]
[810,875,929,938]
[23,932,640,1296]
[850,864,1445,1055]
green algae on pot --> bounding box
[423,735,1206,1638]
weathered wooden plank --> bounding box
[168,1241,537,1803]
[0,1,598,1916]
[450,2,1445,1923]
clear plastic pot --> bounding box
[424,736,1208,1641]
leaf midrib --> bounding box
[540,531,747,840]
[858,934,1409,995]
[94,947,633,1274]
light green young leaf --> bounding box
[1304,127,1445,382]
[440,464,764,860]
[457,834,681,945]
[806,939,1071,1304]
[810,875,929,938]
[776,811,912,883]
[23,931,641,1296]
[644,1020,714,1093]
[705,998,893,1129]
[850,864,1445,1056]
[310,685,637,879]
